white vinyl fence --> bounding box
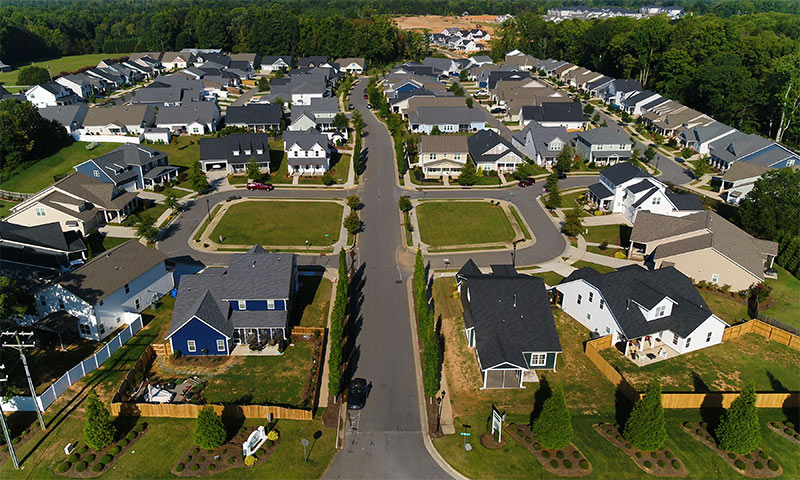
[0,316,143,412]
[72,132,141,144]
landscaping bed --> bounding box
[54,422,149,477]
[171,427,280,476]
[767,421,800,447]
[681,422,782,477]
[594,423,688,477]
[506,423,592,477]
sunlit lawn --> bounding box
[0,53,130,85]
[764,265,800,328]
[416,201,515,247]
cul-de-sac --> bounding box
[0,1,798,479]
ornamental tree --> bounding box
[344,211,361,234]
[84,391,116,450]
[531,381,573,449]
[562,207,583,237]
[623,378,667,451]
[194,406,226,449]
[716,383,760,454]
[398,196,412,212]
[458,161,477,186]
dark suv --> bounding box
[518,178,536,187]
[246,182,274,191]
[347,378,367,410]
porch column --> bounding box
[624,340,630,357]
[519,369,524,388]
[650,336,655,349]
[482,370,487,389]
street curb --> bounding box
[404,278,471,480]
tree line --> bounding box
[492,12,800,148]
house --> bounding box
[25,82,77,108]
[85,67,126,89]
[165,247,296,356]
[487,70,530,91]
[574,127,633,165]
[469,55,494,67]
[224,104,283,132]
[620,90,664,115]
[629,211,778,291]
[586,76,613,98]
[155,102,221,134]
[503,54,538,71]
[538,59,568,76]
[601,78,642,106]
[199,133,271,174]
[520,102,587,130]
[55,74,94,100]
[513,123,574,167]
[83,105,156,136]
[74,143,178,191]
[5,172,139,235]
[283,129,331,176]
[229,53,261,71]
[35,241,173,341]
[261,56,295,73]
[719,162,770,205]
[298,56,330,69]
[417,135,470,179]
[335,57,366,75]
[707,132,776,171]
[587,162,703,222]
[0,85,25,101]
[161,51,196,70]
[288,97,339,136]
[467,129,524,173]
[457,260,561,389]
[555,265,728,362]
[268,73,329,106]
[140,127,171,144]
[38,104,88,134]
[408,106,486,134]
[0,222,87,272]
[679,121,736,155]
[398,94,463,118]
[422,57,464,77]
[0,59,10,72]
[642,104,712,138]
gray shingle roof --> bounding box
[408,106,485,125]
[600,162,651,186]
[155,102,220,125]
[576,126,630,145]
[0,222,85,253]
[38,105,88,129]
[721,161,769,182]
[199,134,271,163]
[521,102,586,123]
[225,104,283,126]
[419,134,469,153]
[283,128,328,150]
[468,129,523,164]
[588,182,614,199]
[708,131,772,165]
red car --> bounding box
[518,178,535,187]
[246,182,274,191]
[363,93,368,99]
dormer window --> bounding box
[244,150,251,155]
[237,300,246,310]
[654,305,666,318]
[256,149,263,155]
[233,150,240,156]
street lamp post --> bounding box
[305,240,309,250]
[436,391,447,433]
[206,198,211,218]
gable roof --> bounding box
[708,131,773,165]
[408,106,485,125]
[722,161,769,182]
[199,134,271,162]
[53,172,138,210]
[600,162,652,186]
[419,134,469,153]
[468,129,523,164]
[224,103,283,126]
[38,105,88,129]
[155,102,220,125]
[0,222,85,253]
[522,102,586,123]
[576,126,630,145]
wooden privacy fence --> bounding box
[584,322,800,409]
[151,342,173,356]
[291,326,325,336]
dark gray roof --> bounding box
[588,182,614,199]
[298,56,329,68]
[84,144,169,185]
[664,191,703,211]
[708,131,773,165]
[0,222,85,253]
[225,104,283,126]
[600,162,651,186]
[488,70,530,89]
[38,105,88,129]
[408,106,485,125]
[521,102,586,123]
[628,179,656,194]
[199,134,271,163]
[155,102,219,125]
[459,262,562,370]
[166,248,295,339]
[639,96,669,112]
[587,76,613,90]
[39,81,65,95]
[468,129,523,164]
[560,265,723,339]
[143,165,178,180]
[612,79,642,93]
[576,126,630,146]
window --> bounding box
[706,332,713,343]
[40,298,46,306]
[576,294,582,305]
[93,170,100,177]
[586,313,592,321]
[187,340,197,353]
[58,300,65,310]
[99,323,105,335]
[685,338,691,348]
[217,339,226,352]
[654,305,666,318]
[652,197,661,205]
[672,333,679,345]
[588,292,593,302]
[237,300,246,310]
[116,315,121,324]
[605,327,611,334]
[233,150,240,156]
[124,284,130,294]
[430,153,437,160]
[530,353,547,367]
[256,149,263,155]
[454,154,461,160]
[599,299,605,310]
[134,298,140,310]
[711,274,719,283]
[267,299,275,310]
[79,324,91,336]
[35,207,46,217]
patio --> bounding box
[619,336,681,367]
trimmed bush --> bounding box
[745,453,753,459]
[227,457,236,464]
[759,450,768,459]
[651,451,658,459]
[784,428,792,435]
[109,446,121,455]
[85,454,96,462]
[79,445,89,454]
[68,453,80,462]
[190,464,200,471]
[556,450,565,459]
[734,459,746,470]
[563,459,573,468]
[265,439,274,448]
[644,460,652,468]
[768,459,779,471]
[118,439,129,447]
[531,382,573,449]
[176,463,185,472]
[542,450,551,458]
[75,461,89,472]
[695,429,704,436]
[525,436,533,444]
[197,456,206,462]
[550,459,559,468]
[572,450,581,459]
[192,447,199,454]
[624,379,666,451]
[716,383,761,454]
[84,391,116,450]
[185,455,192,462]
[579,459,589,470]
[194,406,226,450]
[134,423,147,433]
[700,422,708,429]
[92,463,105,472]
[100,454,113,463]
[635,451,642,458]
[209,464,216,470]
[754,461,764,470]
[657,460,665,467]
[533,443,541,450]
[57,462,71,473]
[672,460,680,469]
[244,455,257,467]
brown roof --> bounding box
[55,172,138,211]
[419,135,469,153]
[632,210,778,279]
[503,55,538,67]
[334,57,365,67]
[229,53,257,64]
[83,105,153,128]
[722,161,770,182]
[40,191,99,222]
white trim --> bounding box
[187,340,197,352]
[164,315,231,340]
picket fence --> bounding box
[0,316,143,412]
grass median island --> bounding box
[211,201,342,247]
[416,201,515,247]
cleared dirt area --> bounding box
[394,15,498,35]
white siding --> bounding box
[670,316,726,354]
[557,281,622,342]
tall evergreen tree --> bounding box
[716,383,761,454]
[623,378,667,452]
[531,382,573,449]
[194,406,226,449]
[84,391,116,450]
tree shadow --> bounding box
[691,371,709,393]
[699,396,724,438]
[766,372,788,393]
[530,377,552,426]
[614,388,634,429]
[221,411,246,443]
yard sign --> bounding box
[491,405,505,442]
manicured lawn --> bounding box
[148,135,203,169]
[0,198,20,219]
[293,276,333,328]
[416,201,515,247]
[764,265,800,328]
[528,271,564,287]
[600,333,800,392]
[136,201,169,224]
[571,260,616,274]
[698,289,749,325]
[582,223,632,246]
[0,53,130,85]
[297,153,351,185]
[203,341,314,406]
[85,232,129,258]
[211,201,343,247]
[474,175,501,186]
[0,141,119,193]
[159,186,192,198]
[561,188,588,207]
[194,204,222,241]
[586,245,626,258]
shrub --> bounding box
[194,406,226,450]
[191,463,200,471]
[531,383,573,449]
[754,461,764,470]
[572,450,580,459]
[624,379,666,451]
[84,391,116,450]
[197,456,206,462]
[227,457,236,464]
[599,240,609,250]
[134,423,147,433]
[550,459,559,468]
[85,454,96,462]
[75,461,89,472]
[579,459,589,470]
[657,460,665,467]
[745,452,752,459]
[267,430,279,441]
[118,439,129,447]
[185,455,193,461]
[716,383,760,454]
[759,450,768,459]
[734,459,746,470]
[768,459,779,471]
[209,464,216,470]
[265,439,274,448]
[57,462,71,473]
[784,428,792,435]
[650,451,658,459]
[635,451,643,458]
[644,460,652,468]
[92,463,105,472]
[665,451,673,458]
[525,436,533,444]
[68,453,80,462]
[176,463,185,472]
[126,431,137,441]
[244,455,257,467]
[556,450,565,459]
[672,460,680,469]
[100,454,113,463]
[542,450,551,458]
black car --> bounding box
[558,172,567,179]
[348,103,354,111]
[518,178,535,187]
[347,378,367,410]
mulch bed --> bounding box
[681,422,782,478]
[505,423,592,477]
[594,423,687,477]
[171,427,279,476]
[767,421,800,447]
[480,432,506,450]
[54,422,149,477]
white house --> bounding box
[679,121,736,155]
[261,55,294,72]
[34,241,173,341]
[161,52,196,71]
[467,129,524,173]
[512,124,573,167]
[55,75,94,100]
[555,265,728,361]
[417,135,470,179]
[574,127,633,165]
[334,57,366,75]
[25,82,77,108]
[83,105,156,136]
[283,129,331,176]
[408,106,486,134]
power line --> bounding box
[0,366,20,469]
[1,332,46,431]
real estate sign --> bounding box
[491,405,505,442]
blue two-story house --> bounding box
[165,246,296,356]
[74,143,178,191]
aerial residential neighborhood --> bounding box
[0,1,798,479]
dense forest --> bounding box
[492,12,800,148]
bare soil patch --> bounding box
[480,431,506,450]
[681,421,782,477]
[394,15,497,35]
[505,423,592,477]
[594,423,688,477]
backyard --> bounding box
[698,289,748,325]
[582,223,632,246]
[416,201,516,247]
[0,53,130,85]
[292,276,333,328]
[211,200,343,247]
[764,266,800,328]
[600,333,800,392]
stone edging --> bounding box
[767,421,800,447]
[680,422,782,478]
[593,423,687,478]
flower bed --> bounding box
[55,422,149,477]
[479,431,506,450]
[767,421,800,447]
[505,423,591,477]
[681,422,782,478]
[171,427,279,476]
[594,423,688,477]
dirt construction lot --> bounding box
[394,15,498,35]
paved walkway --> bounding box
[98,225,136,238]
[582,213,630,226]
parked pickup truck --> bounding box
[246,182,274,191]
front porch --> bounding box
[619,335,681,367]
[231,327,286,354]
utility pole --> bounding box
[1,332,46,431]
[0,367,20,469]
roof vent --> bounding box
[626,298,630,310]
[252,261,256,268]
[513,294,517,307]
